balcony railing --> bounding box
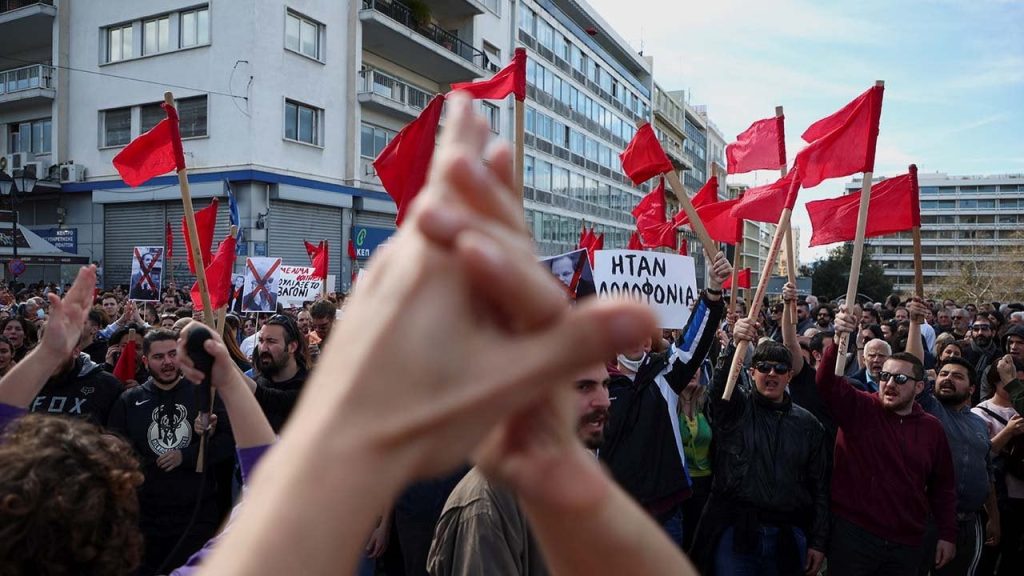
[362,0,486,68]
[358,68,433,111]
[1,0,52,14]
[0,63,54,95]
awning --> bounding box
[0,224,90,265]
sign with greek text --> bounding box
[277,265,324,309]
[593,250,699,329]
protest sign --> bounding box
[277,265,326,308]
[129,246,164,302]
[593,250,698,329]
[540,248,595,301]
[243,257,282,313]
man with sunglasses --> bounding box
[962,316,1000,403]
[820,310,957,575]
[690,316,829,576]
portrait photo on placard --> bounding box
[243,257,282,313]
[129,246,164,302]
[540,248,595,302]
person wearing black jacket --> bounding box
[29,329,122,425]
[599,251,729,545]
[247,314,309,433]
[106,329,234,576]
[692,317,829,576]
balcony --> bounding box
[0,1,54,52]
[360,0,486,83]
[358,68,435,120]
[0,64,55,107]
[662,141,693,172]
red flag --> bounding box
[449,48,526,101]
[696,198,743,245]
[112,103,187,187]
[112,338,137,384]
[795,85,884,188]
[631,178,677,250]
[722,268,752,290]
[182,198,218,274]
[620,124,672,186]
[730,171,800,224]
[678,240,688,256]
[909,164,921,228]
[304,240,329,279]
[805,166,920,247]
[374,94,446,225]
[347,238,358,260]
[577,225,595,251]
[165,221,174,261]
[584,233,604,266]
[726,116,786,174]
[675,176,719,227]
[627,231,643,250]
[191,234,237,311]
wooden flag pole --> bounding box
[729,193,744,317]
[774,106,798,326]
[633,120,718,259]
[515,98,525,200]
[833,80,884,375]
[722,177,800,400]
[166,92,214,329]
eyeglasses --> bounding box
[971,324,991,331]
[754,361,791,375]
[879,371,919,385]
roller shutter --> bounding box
[267,201,343,291]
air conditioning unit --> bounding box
[60,162,86,183]
[22,161,51,182]
[2,152,29,172]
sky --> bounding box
[586,0,1024,263]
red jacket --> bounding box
[816,344,956,545]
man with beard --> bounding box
[248,314,308,432]
[813,305,834,332]
[426,363,612,576]
[29,323,121,425]
[904,300,999,575]
[106,329,233,575]
[820,310,957,575]
[963,316,1001,402]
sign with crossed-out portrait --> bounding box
[129,246,164,302]
[242,257,282,313]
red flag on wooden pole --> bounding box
[722,268,751,290]
[449,48,526,101]
[726,116,786,175]
[730,171,799,223]
[619,124,673,186]
[182,198,218,274]
[374,94,446,225]
[304,240,329,279]
[191,234,237,311]
[806,169,919,247]
[112,103,186,187]
[794,85,884,188]
[675,176,719,227]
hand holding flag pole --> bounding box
[722,174,802,399]
[834,80,886,375]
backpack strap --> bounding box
[977,405,1009,426]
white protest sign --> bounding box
[593,250,699,329]
[277,265,325,308]
[243,257,282,313]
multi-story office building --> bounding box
[854,172,1024,293]
[516,0,653,256]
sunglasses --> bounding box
[879,371,919,385]
[754,361,791,375]
[971,324,991,331]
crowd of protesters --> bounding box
[0,96,1022,576]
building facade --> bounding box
[853,172,1024,293]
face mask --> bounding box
[617,353,646,375]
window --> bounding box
[7,118,51,155]
[144,16,170,55]
[139,96,208,138]
[181,7,210,47]
[286,11,323,61]
[535,160,552,191]
[103,107,132,147]
[360,123,396,158]
[482,102,499,133]
[518,6,535,35]
[107,24,133,62]
[285,100,322,146]
[524,155,534,188]
[481,0,501,16]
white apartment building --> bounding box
[1,0,506,288]
[853,172,1024,293]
